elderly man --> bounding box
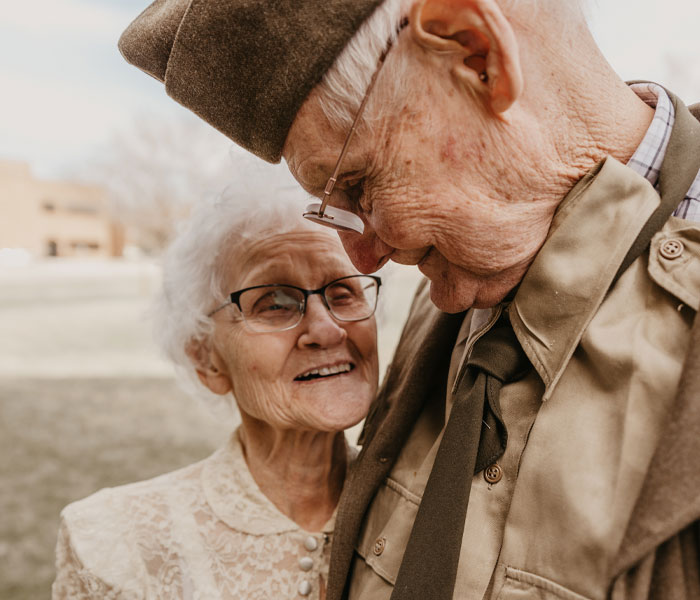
[119,1,700,598]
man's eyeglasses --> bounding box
[209,275,381,333]
[302,18,409,235]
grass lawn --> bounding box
[0,377,232,600]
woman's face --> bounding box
[206,230,379,432]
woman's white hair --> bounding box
[315,0,589,129]
[151,171,317,417]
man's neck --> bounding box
[513,27,656,200]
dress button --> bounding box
[298,580,312,596]
[660,238,684,260]
[373,537,386,556]
[299,556,313,571]
[484,463,503,484]
[304,535,318,551]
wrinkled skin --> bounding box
[283,0,652,313]
[284,82,559,312]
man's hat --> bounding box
[119,0,384,163]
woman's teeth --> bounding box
[295,362,353,381]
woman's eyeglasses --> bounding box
[209,275,381,333]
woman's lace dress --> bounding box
[52,428,335,599]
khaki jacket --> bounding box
[328,98,700,600]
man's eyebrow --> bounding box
[299,179,325,198]
[293,161,336,195]
[286,166,317,195]
[337,169,365,180]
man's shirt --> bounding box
[629,82,700,220]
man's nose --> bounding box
[297,295,347,348]
[339,227,393,274]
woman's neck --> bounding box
[238,415,349,531]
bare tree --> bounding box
[84,112,296,254]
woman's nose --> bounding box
[297,295,347,348]
[339,227,393,274]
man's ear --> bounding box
[410,0,523,114]
[185,339,233,396]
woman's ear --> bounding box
[410,0,523,114]
[185,339,233,396]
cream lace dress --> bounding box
[52,427,337,599]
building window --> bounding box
[71,241,100,251]
[66,204,98,215]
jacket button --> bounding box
[484,463,503,484]
[373,537,386,556]
[660,238,684,260]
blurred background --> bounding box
[1,1,699,598]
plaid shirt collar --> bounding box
[627,82,700,221]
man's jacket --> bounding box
[327,97,700,600]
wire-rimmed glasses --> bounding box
[302,18,409,234]
[209,275,381,333]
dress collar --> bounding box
[202,427,337,536]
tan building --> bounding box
[0,160,123,258]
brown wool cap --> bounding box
[118,0,385,163]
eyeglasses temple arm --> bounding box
[318,18,408,217]
[319,65,384,217]
[208,301,231,317]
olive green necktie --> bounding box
[390,310,529,600]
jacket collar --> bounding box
[510,156,660,400]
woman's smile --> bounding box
[294,361,355,382]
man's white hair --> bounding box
[316,0,589,129]
[316,0,412,130]
[151,175,315,417]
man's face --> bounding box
[283,57,555,313]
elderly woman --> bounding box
[52,192,380,599]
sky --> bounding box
[1,0,699,179]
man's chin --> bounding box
[427,279,473,313]
[427,278,508,313]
